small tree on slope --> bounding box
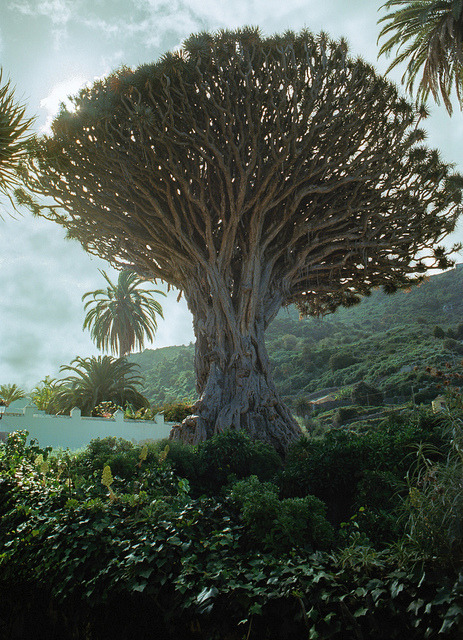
[22,29,463,453]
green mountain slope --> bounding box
[129,265,463,407]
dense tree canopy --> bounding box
[378,0,463,114]
[23,28,463,452]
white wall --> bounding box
[0,399,175,450]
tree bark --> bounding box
[169,269,302,455]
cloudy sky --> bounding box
[1,0,463,389]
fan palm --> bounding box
[378,0,463,114]
[82,270,165,357]
[55,355,149,416]
[0,70,33,209]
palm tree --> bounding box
[378,0,463,114]
[0,70,33,210]
[82,270,165,357]
[294,397,312,420]
[31,376,60,414]
[0,383,26,406]
[55,355,149,416]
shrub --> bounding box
[72,431,283,497]
[443,338,463,355]
[281,333,298,350]
[279,432,370,525]
[161,400,194,422]
[351,381,383,406]
[92,400,121,417]
[332,406,360,427]
[353,469,404,542]
[124,405,157,420]
[75,437,134,472]
[329,351,359,371]
[154,438,203,489]
[73,436,160,481]
[1,429,463,639]
[228,476,279,539]
[279,409,449,527]
[401,417,463,562]
[196,430,282,492]
[293,396,311,418]
[414,387,438,404]
[433,325,445,339]
[228,475,334,551]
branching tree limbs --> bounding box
[21,28,463,453]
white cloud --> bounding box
[9,0,326,61]
[123,0,313,46]
[178,0,310,27]
[10,0,77,25]
[9,0,86,48]
[39,75,90,134]
[100,50,126,72]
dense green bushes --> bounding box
[1,412,463,639]
[71,430,282,496]
[328,351,359,371]
[228,475,334,552]
[279,408,448,537]
[195,429,282,491]
[74,435,139,479]
[159,400,194,422]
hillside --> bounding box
[128,265,463,409]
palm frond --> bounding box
[0,69,34,213]
[82,269,165,356]
[378,0,463,113]
[56,355,148,415]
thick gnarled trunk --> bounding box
[169,271,302,455]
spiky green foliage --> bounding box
[0,383,26,405]
[30,376,60,414]
[378,0,463,114]
[0,70,33,211]
[54,355,149,416]
[82,269,165,357]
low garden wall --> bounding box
[0,399,175,450]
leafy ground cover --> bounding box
[1,408,462,639]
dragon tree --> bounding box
[21,28,463,453]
